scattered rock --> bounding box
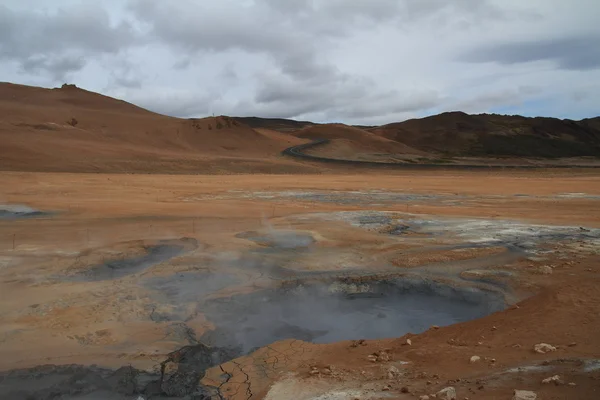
[513,389,537,400]
[542,375,563,385]
[568,382,577,386]
[400,386,409,393]
[406,338,412,346]
[351,339,367,347]
[469,356,481,363]
[431,325,440,330]
[382,385,391,391]
[568,342,577,347]
[367,355,378,363]
[534,343,556,354]
[419,396,430,400]
[437,386,456,400]
[491,326,497,331]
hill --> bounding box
[0,83,314,173]
[2,82,599,173]
[289,124,426,163]
[370,112,600,158]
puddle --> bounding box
[0,204,50,220]
[199,277,505,354]
[68,238,197,282]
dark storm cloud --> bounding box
[460,35,600,70]
[0,4,135,78]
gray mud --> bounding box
[199,277,505,354]
[69,238,197,282]
[0,277,504,399]
[0,344,230,400]
[143,271,239,321]
[236,229,315,249]
[0,204,50,220]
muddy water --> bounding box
[200,277,505,353]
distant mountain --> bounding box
[370,112,600,158]
[233,117,314,132]
[2,82,598,173]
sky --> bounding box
[1,0,599,125]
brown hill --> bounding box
[371,112,600,158]
[0,83,313,173]
[289,124,426,162]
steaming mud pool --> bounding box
[0,276,505,399]
[200,277,505,353]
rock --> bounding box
[469,356,481,363]
[512,389,537,400]
[387,366,401,379]
[568,342,577,347]
[533,343,556,354]
[377,350,390,362]
[437,386,456,400]
[419,396,430,400]
[542,375,563,385]
[400,386,409,393]
[367,355,378,362]
[431,325,440,330]
[406,338,412,346]
[161,371,200,397]
[568,382,577,386]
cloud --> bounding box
[460,34,600,70]
[0,3,135,79]
[1,0,599,123]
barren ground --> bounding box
[1,170,599,399]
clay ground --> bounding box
[1,170,600,399]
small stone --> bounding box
[377,350,390,361]
[406,338,412,346]
[420,396,430,400]
[470,356,481,363]
[542,375,563,385]
[568,342,577,347]
[401,386,409,393]
[367,355,377,362]
[382,386,391,391]
[491,326,497,331]
[437,386,457,400]
[432,325,440,330]
[512,389,537,400]
[534,343,556,354]
[387,366,401,379]
[568,382,577,386]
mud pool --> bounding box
[200,277,505,354]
